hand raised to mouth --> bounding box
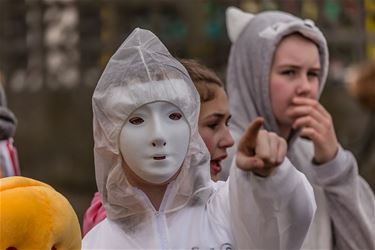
[288,97,338,164]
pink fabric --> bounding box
[0,139,20,177]
[82,192,107,236]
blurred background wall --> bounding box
[0,0,374,224]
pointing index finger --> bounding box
[238,117,264,153]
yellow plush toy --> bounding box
[0,176,81,250]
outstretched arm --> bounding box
[227,117,316,249]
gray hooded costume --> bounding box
[83,28,316,249]
[225,8,375,250]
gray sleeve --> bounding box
[312,146,375,250]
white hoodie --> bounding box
[83,28,316,249]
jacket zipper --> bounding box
[155,211,168,250]
[133,187,172,249]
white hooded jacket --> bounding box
[83,28,316,249]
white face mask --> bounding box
[119,101,190,184]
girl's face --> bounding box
[119,101,190,185]
[198,85,234,181]
[269,34,321,138]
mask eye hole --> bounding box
[6,247,17,250]
[129,117,144,125]
[169,112,182,120]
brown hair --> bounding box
[347,61,375,111]
[179,59,224,103]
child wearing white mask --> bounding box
[82,28,316,249]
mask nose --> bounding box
[152,139,166,147]
[150,115,167,147]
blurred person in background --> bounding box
[224,6,375,249]
[0,73,19,178]
[346,60,375,166]
[346,60,375,112]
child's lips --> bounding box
[210,155,227,175]
[210,161,221,175]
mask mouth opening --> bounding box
[153,156,166,160]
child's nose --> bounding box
[219,127,235,148]
[296,76,312,96]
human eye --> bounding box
[169,112,182,120]
[225,115,232,127]
[307,70,320,79]
[206,118,221,130]
[281,69,296,77]
[128,117,144,125]
[207,122,219,130]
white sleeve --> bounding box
[227,157,316,249]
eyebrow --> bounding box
[277,64,321,71]
[204,113,231,121]
[208,113,225,118]
[310,67,321,71]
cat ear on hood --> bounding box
[226,6,254,43]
